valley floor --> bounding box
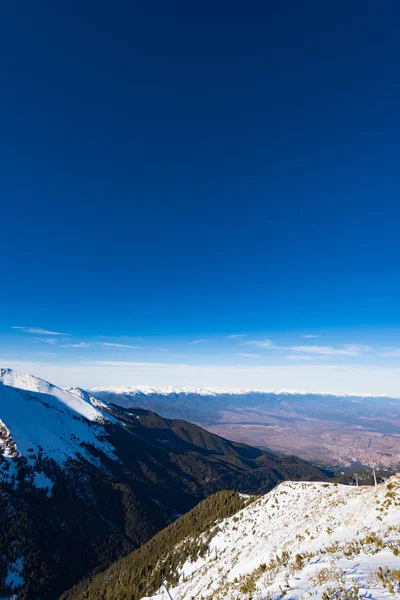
[206,417,400,471]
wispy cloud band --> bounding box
[244,338,373,357]
[12,326,70,336]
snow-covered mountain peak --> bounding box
[145,476,400,600]
[1,367,53,394]
[66,386,109,409]
[90,385,249,397]
[0,368,118,487]
[1,368,106,422]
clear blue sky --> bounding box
[2,1,400,392]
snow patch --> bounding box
[66,387,109,410]
[33,471,54,495]
[5,556,24,589]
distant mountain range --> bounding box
[92,384,400,398]
[90,384,400,421]
[0,369,326,599]
[92,386,400,469]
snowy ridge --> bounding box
[91,384,400,400]
[90,385,255,397]
[66,386,110,410]
[0,368,118,488]
[0,368,105,422]
[144,476,400,600]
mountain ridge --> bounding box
[0,368,326,599]
[91,384,400,399]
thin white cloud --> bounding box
[33,338,140,350]
[36,337,61,345]
[289,344,373,357]
[227,334,247,339]
[301,334,320,338]
[96,342,139,349]
[190,339,209,345]
[244,338,274,348]
[285,354,315,360]
[67,341,140,349]
[12,326,70,336]
[379,349,400,357]
[237,353,261,358]
[244,339,373,357]
[30,338,141,350]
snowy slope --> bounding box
[65,386,110,410]
[0,368,117,484]
[144,476,400,600]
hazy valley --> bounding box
[92,387,400,472]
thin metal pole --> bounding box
[373,466,377,486]
[161,583,174,600]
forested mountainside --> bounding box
[63,476,400,600]
[60,489,256,600]
[0,369,326,599]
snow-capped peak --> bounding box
[66,386,109,410]
[1,367,53,394]
[90,385,248,397]
[0,368,105,422]
[0,368,118,486]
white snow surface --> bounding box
[144,476,400,600]
[5,556,24,589]
[33,471,54,494]
[66,386,109,410]
[0,368,118,481]
[1,368,103,421]
[90,385,257,397]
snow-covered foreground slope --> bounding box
[144,476,400,600]
[0,367,117,486]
